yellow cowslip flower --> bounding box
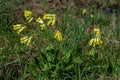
[51,19,56,26]
[36,17,44,24]
[47,20,52,26]
[82,9,87,15]
[43,14,56,20]
[88,38,102,47]
[13,24,26,34]
[24,10,33,23]
[20,36,32,46]
[94,27,101,38]
[36,17,46,30]
[43,14,56,26]
[54,30,63,41]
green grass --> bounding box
[0,0,120,80]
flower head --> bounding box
[13,24,26,34]
[54,30,63,41]
[43,14,56,20]
[94,27,101,38]
[36,17,44,24]
[88,38,102,47]
[24,10,33,23]
[43,14,56,26]
[36,17,46,30]
[20,36,32,46]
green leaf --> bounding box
[63,50,71,63]
[73,56,82,64]
[46,43,54,52]
[65,64,74,71]
[89,48,95,56]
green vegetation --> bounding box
[0,0,120,80]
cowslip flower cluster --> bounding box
[94,27,101,38]
[36,17,46,30]
[20,36,32,46]
[43,14,56,26]
[88,26,102,47]
[13,24,26,34]
[13,10,62,46]
[24,10,34,23]
[89,37,102,47]
[36,14,56,30]
[13,10,35,46]
[54,30,63,41]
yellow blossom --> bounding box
[20,36,32,46]
[82,9,87,15]
[43,14,56,20]
[43,14,56,26]
[88,38,102,47]
[24,10,33,23]
[13,24,26,34]
[94,27,101,38]
[36,17,44,24]
[36,17,46,30]
[54,30,63,41]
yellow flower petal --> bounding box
[93,26,101,38]
[13,24,26,34]
[51,19,56,26]
[36,17,46,30]
[26,36,32,46]
[43,14,56,20]
[43,14,56,26]
[36,17,44,24]
[24,10,33,23]
[47,20,52,26]
[94,27,100,34]
[54,30,63,41]
[13,25,21,30]
[88,38,102,47]
[20,36,32,46]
